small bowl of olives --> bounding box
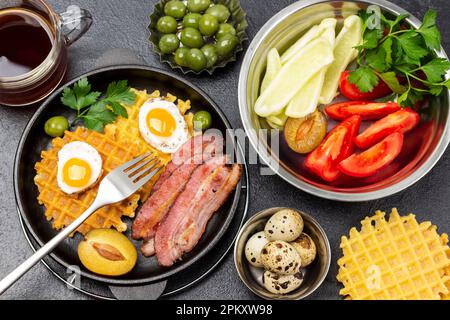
[149,0,248,74]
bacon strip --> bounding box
[131,134,223,250]
[155,156,241,267]
[152,134,223,193]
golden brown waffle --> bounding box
[34,126,144,235]
[337,208,450,300]
[35,89,193,235]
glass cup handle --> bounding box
[58,5,93,47]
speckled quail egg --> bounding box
[245,231,269,267]
[290,233,317,267]
[260,240,301,275]
[264,209,304,241]
[262,266,304,295]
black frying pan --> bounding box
[14,65,242,286]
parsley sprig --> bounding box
[61,78,136,132]
[349,9,450,107]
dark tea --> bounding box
[0,8,54,77]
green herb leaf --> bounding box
[379,72,407,94]
[397,31,429,60]
[82,105,116,132]
[381,37,393,65]
[366,47,388,72]
[444,78,450,89]
[383,13,409,31]
[396,89,409,106]
[109,101,128,118]
[391,37,404,64]
[82,117,105,132]
[362,28,384,49]
[105,80,136,105]
[405,89,424,107]
[61,78,101,112]
[417,10,441,50]
[61,78,135,132]
[420,58,450,83]
[428,85,443,96]
[348,66,379,93]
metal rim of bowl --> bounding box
[238,0,450,202]
[233,207,331,300]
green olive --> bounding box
[174,47,190,67]
[45,116,69,137]
[164,0,187,19]
[187,0,211,13]
[215,33,238,57]
[156,16,178,33]
[182,13,202,28]
[159,34,180,54]
[216,23,236,38]
[180,27,204,48]
[198,14,219,37]
[187,48,207,72]
[201,44,218,68]
[193,110,212,130]
[205,4,230,23]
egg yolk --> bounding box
[62,158,92,188]
[146,108,176,138]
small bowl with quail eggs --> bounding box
[234,207,330,300]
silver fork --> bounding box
[0,152,161,295]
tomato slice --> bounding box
[339,70,392,101]
[355,108,420,149]
[338,132,404,177]
[325,101,400,121]
[305,115,361,182]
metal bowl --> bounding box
[234,207,331,300]
[238,0,450,201]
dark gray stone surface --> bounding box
[0,0,449,300]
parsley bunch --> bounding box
[349,9,450,107]
[61,78,136,132]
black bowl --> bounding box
[14,65,242,285]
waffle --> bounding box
[34,126,144,235]
[35,89,193,235]
[337,208,450,300]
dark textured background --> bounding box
[0,0,449,300]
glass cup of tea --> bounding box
[0,0,92,106]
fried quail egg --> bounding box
[245,231,269,267]
[290,233,317,267]
[263,265,304,294]
[138,99,189,154]
[264,209,304,241]
[260,240,301,275]
[57,141,103,194]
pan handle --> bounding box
[108,281,167,300]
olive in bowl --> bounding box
[234,207,330,300]
[149,0,248,74]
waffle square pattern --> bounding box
[337,208,450,300]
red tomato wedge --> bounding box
[338,132,404,177]
[355,108,420,149]
[339,70,392,100]
[305,115,361,182]
[325,101,401,121]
